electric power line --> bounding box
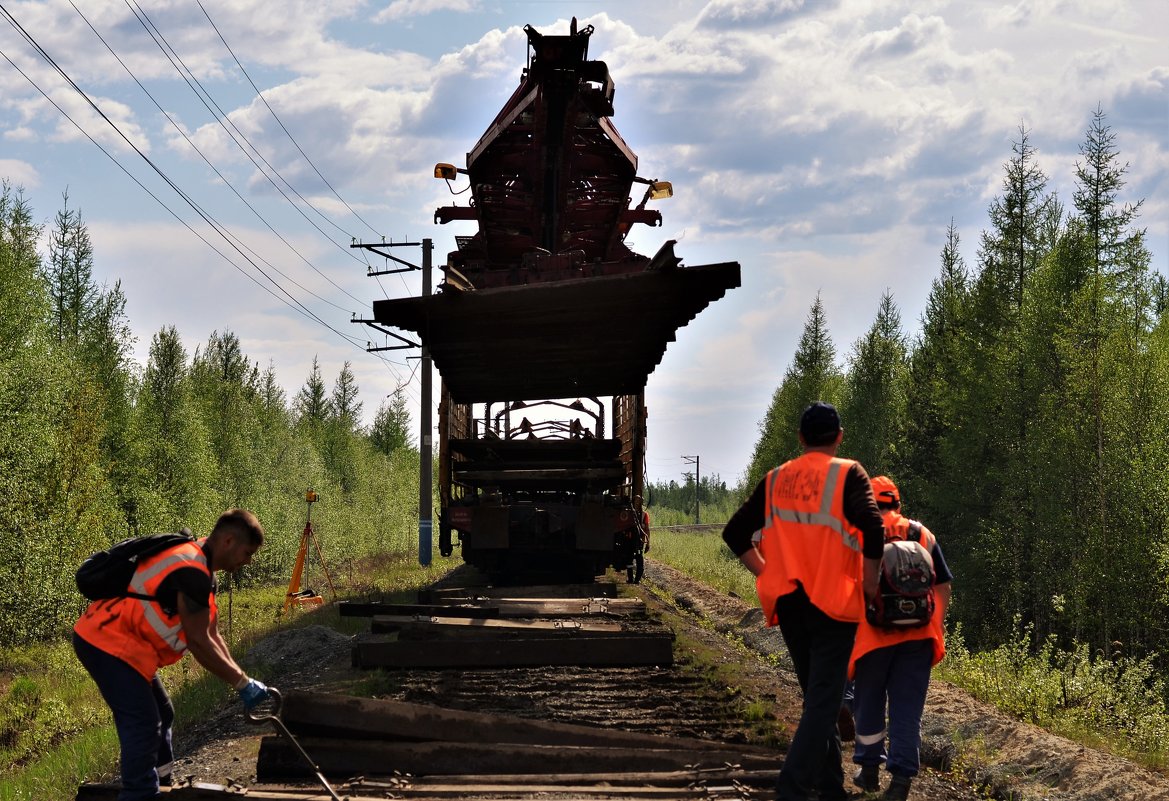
[0,12,411,386]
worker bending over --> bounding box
[73,509,272,801]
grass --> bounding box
[0,552,442,801]
[649,526,1169,774]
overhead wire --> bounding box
[0,5,414,386]
[194,0,380,239]
[188,0,411,303]
[67,0,356,317]
[128,0,418,356]
[121,0,377,306]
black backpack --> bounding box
[76,530,195,601]
[866,521,936,629]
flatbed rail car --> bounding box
[372,20,740,579]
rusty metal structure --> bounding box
[372,19,740,579]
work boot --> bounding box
[883,774,911,801]
[852,764,879,793]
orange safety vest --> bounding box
[848,512,946,678]
[74,538,216,681]
[755,452,865,625]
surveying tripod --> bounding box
[281,488,338,615]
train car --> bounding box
[372,20,740,580]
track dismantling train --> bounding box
[373,19,741,581]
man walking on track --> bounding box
[722,401,884,801]
[850,476,952,800]
[74,509,272,801]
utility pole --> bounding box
[351,236,434,567]
[419,238,433,567]
[682,454,700,524]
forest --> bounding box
[744,109,1168,663]
[0,184,420,647]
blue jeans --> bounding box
[73,632,173,801]
[773,588,858,801]
[851,637,932,777]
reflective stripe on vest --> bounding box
[756,453,865,624]
[129,548,205,653]
[765,459,861,554]
[74,540,213,680]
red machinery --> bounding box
[373,20,740,580]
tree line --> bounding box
[745,108,1168,662]
[645,474,738,525]
[0,185,420,647]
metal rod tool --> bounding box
[247,688,344,800]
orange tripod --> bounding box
[281,488,337,615]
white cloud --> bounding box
[0,159,39,187]
[374,0,479,24]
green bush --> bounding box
[939,618,1169,763]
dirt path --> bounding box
[644,558,1169,801]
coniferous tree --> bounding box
[325,362,363,492]
[331,361,363,433]
[45,190,98,345]
[1065,106,1152,648]
[903,221,970,525]
[136,326,215,529]
[294,356,331,427]
[840,292,908,477]
[745,294,842,489]
[192,330,260,507]
[371,387,414,456]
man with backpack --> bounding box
[73,509,271,801]
[722,402,885,801]
[849,476,953,800]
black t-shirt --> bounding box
[154,542,216,616]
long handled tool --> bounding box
[247,688,344,800]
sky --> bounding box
[1,0,1166,489]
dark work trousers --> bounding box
[73,632,173,801]
[773,587,858,801]
[851,637,932,778]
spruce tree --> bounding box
[371,387,414,456]
[745,294,842,489]
[840,291,908,477]
[294,356,331,426]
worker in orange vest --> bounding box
[849,476,952,801]
[722,402,884,801]
[73,509,271,801]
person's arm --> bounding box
[929,536,953,620]
[722,479,767,556]
[178,593,248,688]
[842,464,884,603]
[934,581,952,621]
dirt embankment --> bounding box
[647,559,1169,801]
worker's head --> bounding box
[798,401,843,449]
[208,509,264,573]
[870,475,901,510]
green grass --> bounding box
[0,553,442,801]
[648,526,756,601]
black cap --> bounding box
[799,401,841,446]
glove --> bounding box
[237,678,269,710]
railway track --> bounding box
[78,565,784,801]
